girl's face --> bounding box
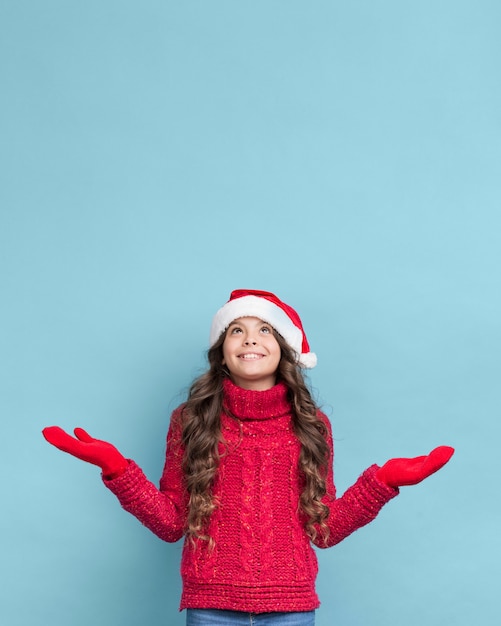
[222,316,281,390]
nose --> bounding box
[244,337,257,345]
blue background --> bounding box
[1,1,500,624]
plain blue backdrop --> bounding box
[1,1,500,625]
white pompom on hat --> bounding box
[210,289,317,368]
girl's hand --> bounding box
[376,445,454,488]
[42,426,128,479]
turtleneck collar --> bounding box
[222,377,291,421]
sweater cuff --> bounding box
[102,459,146,501]
[364,464,400,500]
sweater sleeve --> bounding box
[313,413,399,549]
[102,407,188,543]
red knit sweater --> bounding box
[104,379,398,613]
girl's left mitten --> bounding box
[376,445,454,488]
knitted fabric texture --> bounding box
[104,379,398,613]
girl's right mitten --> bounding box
[42,426,128,479]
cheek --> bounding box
[270,342,282,363]
[221,339,231,364]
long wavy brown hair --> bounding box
[181,329,331,545]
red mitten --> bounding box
[42,426,128,479]
[376,445,454,488]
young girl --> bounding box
[43,289,454,626]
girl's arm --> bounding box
[42,409,188,543]
[314,415,453,548]
[103,409,188,542]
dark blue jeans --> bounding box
[186,609,315,626]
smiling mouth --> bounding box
[238,353,264,360]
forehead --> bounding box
[227,316,272,328]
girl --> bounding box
[43,289,454,626]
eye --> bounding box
[229,326,242,334]
[260,325,272,334]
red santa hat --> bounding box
[210,289,317,368]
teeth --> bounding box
[240,353,261,360]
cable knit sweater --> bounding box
[104,379,398,613]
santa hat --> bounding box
[210,289,317,368]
